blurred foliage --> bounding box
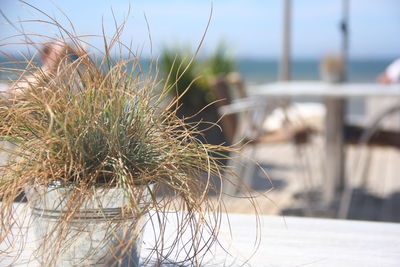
[160,46,208,109]
[160,42,236,110]
[203,42,236,79]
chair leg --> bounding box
[222,156,244,196]
[338,105,400,218]
[241,145,257,191]
[338,145,373,219]
[222,144,258,196]
[338,183,353,219]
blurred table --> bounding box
[249,81,400,98]
[248,81,400,207]
[4,204,400,266]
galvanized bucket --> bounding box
[25,182,150,267]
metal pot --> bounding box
[25,182,150,267]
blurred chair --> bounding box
[339,103,400,219]
[210,74,314,195]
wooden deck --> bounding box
[221,141,400,222]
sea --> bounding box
[0,57,394,122]
[0,57,391,84]
[236,59,391,84]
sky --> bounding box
[0,0,399,59]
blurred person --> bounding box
[368,58,400,131]
[319,54,345,83]
[377,58,400,84]
[4,41,84,97]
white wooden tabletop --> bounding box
[142,212,400,266]
[249,81,400,98]
[3,204,400,266]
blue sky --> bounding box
[1,0,399,59]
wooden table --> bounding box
[248,81,400,207]
[3,204,400,266]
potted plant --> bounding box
[0,16,253,266]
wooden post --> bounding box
[279,0,291,81]
[324,0,350,209]
[324,97,345,205]
[341,0,349,82]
